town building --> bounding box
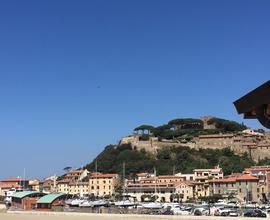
[0,182,20,196]
[244,166,270,200]
[11,191,45,210]
[28,179,40,192]
[68,181,89,196]
[39,176,57,193]
[36,193,66,211]
[56,179,70,194]
[65,169,89,181]
[89,173,119,197]
[0,177,29,196]
[0,178,29,189]
[193,166,223,198]
[126,174,193,202]
[209,174,266,202]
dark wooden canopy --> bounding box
[233,80,270,128]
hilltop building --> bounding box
[120,129,270,161]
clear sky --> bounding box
[0,0,269,179]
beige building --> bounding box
[69,182,89,196]
[244,166,270,200]
[126,174,193,202]
[57,179,90,196]
[65,169,89,181]
[39,176,57,193]
[28,179,40,192]
[209,174,266,202]
[193,167,223,198]
[89,173,119,197]
[56,179,70,194]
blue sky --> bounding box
[0,0,269,179]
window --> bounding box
[239,189,241,193]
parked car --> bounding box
[229,210,240,217]
[244,209,267,218]
[194,208,209,216]
[149,210,161,215]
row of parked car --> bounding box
[193,207,267,218]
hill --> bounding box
[133,116,247,141]
[84,116,270,176]
[85,143,255,176]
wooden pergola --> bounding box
[234,80,270,129]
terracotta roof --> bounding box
[258,144,270,147]
[90,173,118,178]
[210,174,258,183]
[245,167,270,172]
[1,178,25,182]
[57,179,70,184]
[209,177,236,183]
[69,182,89,186]
[68,169,85,174]
[136,173,149,177]
[236,174,258,181]
[199,134,233,139]
[158,175,183,179]
[0,183,21,188]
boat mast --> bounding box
[123,162,126,196]
[154,167,157,200]
[95,160,99,197]
[23,168,26,191]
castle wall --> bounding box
[120,132,270,161]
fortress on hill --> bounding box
[120,116,270,162]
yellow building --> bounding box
[28,179,40,192]
[89,173,119,197]
[69,182,89,196]
[56,179,70,194]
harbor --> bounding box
[0,211,269,220]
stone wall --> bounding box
[120,132,270,161]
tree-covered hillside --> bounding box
[85,144,255,176]
[133,117,247,141]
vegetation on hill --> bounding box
[85,144,255,177]
[207,117,247,132]
[133,117,247,141]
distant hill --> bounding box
[84,116,270,177]
[85,143,256,176]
